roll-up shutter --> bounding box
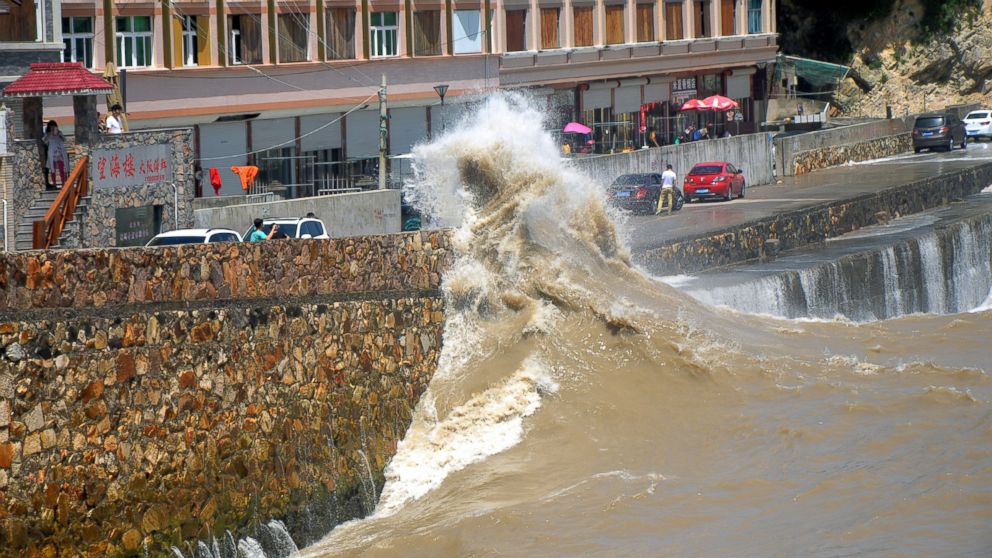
[614,85,641,113]
[301,114,342,152]
[390,107,427,155]
[252,117,295,151]
[643,83,670,103]
[727,74,751,99]
[583,88,611,110]
[199,121,247,196]
[346,110,379,158]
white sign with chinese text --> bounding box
[92,144,173,188]
[672,77,697,100]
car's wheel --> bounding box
[947,138,954,152]
[961,135,968,149]
[724,185,734,201]
[673,190,684,211]
[738,182,746,199]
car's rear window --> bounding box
[147,236,205,246]
[966,112,989,119]
[263,224,298,239]
[612,174,652,185]
[915,117,945,128]
[689,165,723,175]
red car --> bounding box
[682,161,746,202]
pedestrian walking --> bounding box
[249,218,278,242]
[43,120,68,188]
[656,164,678,215]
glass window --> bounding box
[370,12,398,57]
[326,8,356,59]
[209,233,240,243]
[62,17,94,68]
[505,9,527,52]
[181,15,198,66]
[453,10,482,54]
[747,0,762,34]
[540,8,559,49]
[278,12,310,62]
[636,3,654,42]
[414,11,441,56]
[693,0,711,38]
[116,16,154,68]
[573,7,593,47]
[665,0,684,40]
[605,5,624,45]
[229,14,263,64]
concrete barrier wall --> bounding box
[0,232,450,556]
[637,163,992,275]
[193,190,401,238]
[570,133,775,187]
[790,133,913,175]
[774,118,915,176]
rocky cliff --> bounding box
[833,0,992,116]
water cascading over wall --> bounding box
[0,233,450,556]
[688,213,992,321]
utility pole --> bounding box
[378,74,388,190]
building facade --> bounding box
[22,0,776,195]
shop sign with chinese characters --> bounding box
[92,144,173,188]
[672,77,697,101]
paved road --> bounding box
[625,143,992,253]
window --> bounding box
[326,8,356,59]
[62,17,94,67]
[747,0,762,33]
[636,3,653,42]
[370,12,398,57]
[453,9,482,53]
[414,11,441,56]
[721,0,735,35]
[540,8,559,49]
[208,232,240,243]
[278,13,309,62]
[229,14,262,64]
[605,5,624,45]
[573,6,593,47]
[665,0,683,40]
[0,1,36,41]
[180,15,198,66]
[505,9,526,52]
[694,0,711,37]
[116,16,153,67]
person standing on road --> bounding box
[657,164,678,215]
[249,218,278,242]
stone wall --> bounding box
[638,162,992,275]
[0,231,451,557]
[790,133,913,176]
[774,117,915,175]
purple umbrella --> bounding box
[563,122,592,134]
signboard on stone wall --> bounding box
[92,143,173,188]
[115,206,161,247]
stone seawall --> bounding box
[790,133,913,176]
[640,163,992,275]
[0,232,451,557]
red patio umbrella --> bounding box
[679,99,707,111]
[701,95,739,111]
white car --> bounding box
[963,110,992,141]
[146,228,242,246]
[242,217,329,241]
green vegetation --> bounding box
[918,0,982,38]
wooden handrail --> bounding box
[32,156,89,250]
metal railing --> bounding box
[33,156,89,249]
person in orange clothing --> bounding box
[230,165,259,191]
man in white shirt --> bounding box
[105,104,124,134]
[657,164,677,214]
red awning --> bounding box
[2,62,115,98]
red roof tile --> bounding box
[2,62,115,98]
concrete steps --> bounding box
[15,190,90,251]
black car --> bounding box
[607,173,684,215]
[912,113,967,153]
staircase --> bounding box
[14,190,90,251]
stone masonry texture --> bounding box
[0,231,452,557]
[790,133,913,176]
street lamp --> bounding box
[434,84,449,132]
